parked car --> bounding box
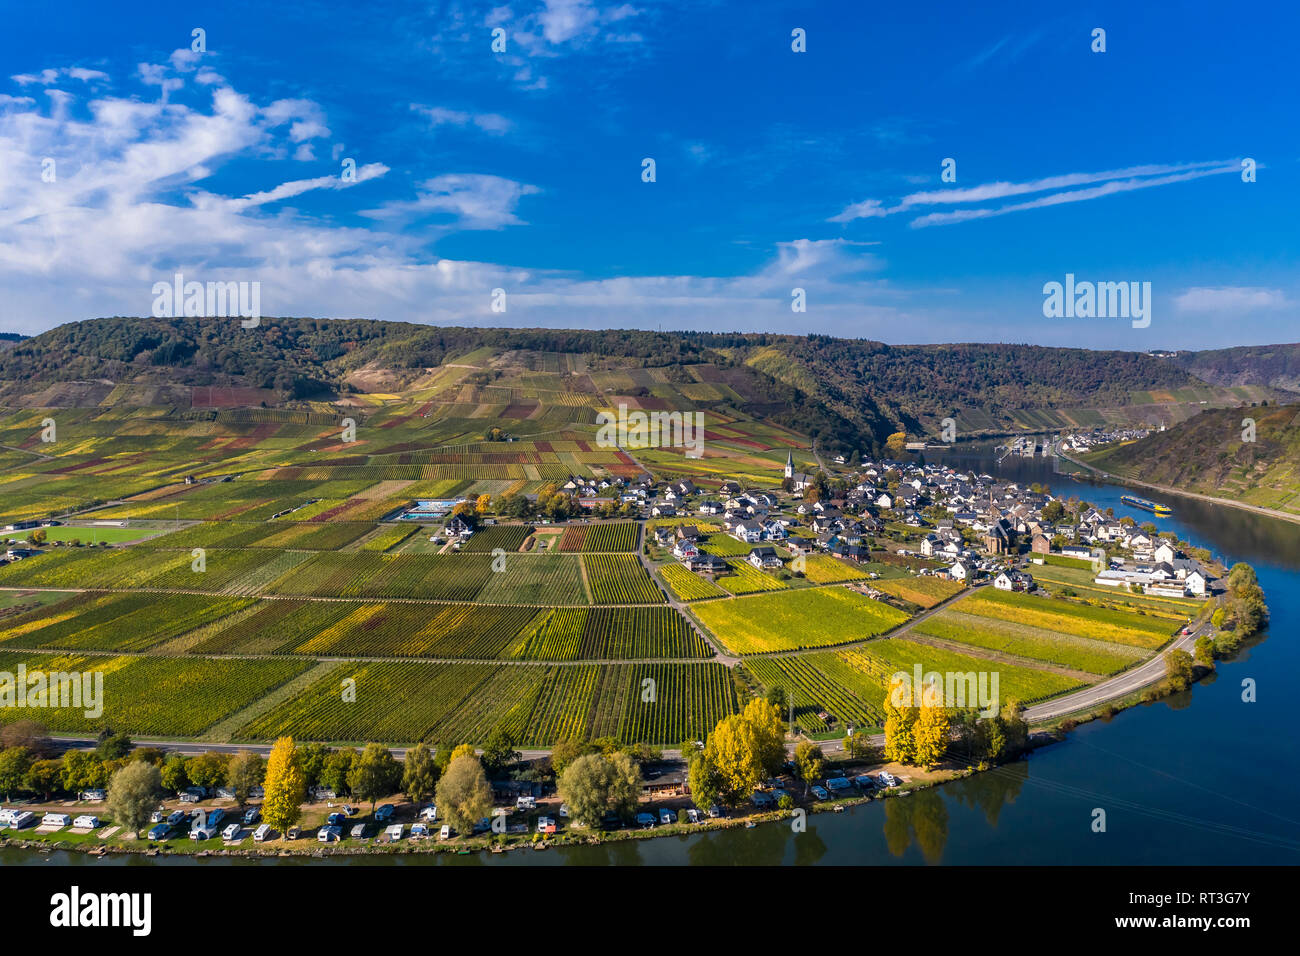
[243,807,260,825]
[876,771,899,787]
[147,822,171,841]
[707,805,723,819]
[317,825,342,843]
[557,803,569,818]
[342,804,358,816]
[221,823,241,841]
[686,808,701,824]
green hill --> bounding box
[1082,403,1300,516]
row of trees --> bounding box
[884,690,1029,771]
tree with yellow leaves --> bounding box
[913,703,952,770]
[475,493,492,515]
[261,737,306,833]
[883,677,917,764]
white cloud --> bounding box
[362,174,540,230]
[410,104,512,136]
[1174,287,1288,314]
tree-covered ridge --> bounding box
[1083,402,1300,517]
[1173,343,1300,393]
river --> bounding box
[6,445,1299,866]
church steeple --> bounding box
[784,449,794,479]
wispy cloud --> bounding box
[831,160,1243,227]
[410,103,512,136]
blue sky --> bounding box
[0,0,1294,348]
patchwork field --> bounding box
[956,588,1178,650]
[693,586,911,654]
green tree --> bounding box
[160,754,190,794]
[793,740,824,794]
[557,752,643,828]
[24,758,63,800]
[95,730,132,761]
[186,751,229,791]
[321,747,358,796]
[226,751,266,807]
[348,743,401,810]
[1164,649,1195,691]
[686,750,722,811]
[395,745,435,808]
[480,729,521,777]
[0,746,33,800]
[1193,635,1216,667]
[261,737,306,833]
[107,759,162,836]
[434,753,493,834]
[61,750,108,794]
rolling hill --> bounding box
[0,317,1293,456]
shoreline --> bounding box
[1061,451,1300,528]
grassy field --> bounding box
[912,608,1146,675]
[693,586,911,654]
[956,588,1177,650]
[870,575,965,608]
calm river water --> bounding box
[6,445,1299,866]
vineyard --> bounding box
[0,651,311,737]
[234,660,737,745]
[458,524,534,553]
[505,606,711,660]
[694,586,911,654]
[582,554,665,604]
[799,554,869,584]
[556,522,637,552]
[715,559,788,595]
[657,563,729,601]
[0,593,252,653]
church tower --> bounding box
[784,449,794,479]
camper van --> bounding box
[41,813,71,829]
[73,815,99,829]
[253,823,272,842]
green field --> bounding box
[693,586,911,654]
[958,588,1178,650]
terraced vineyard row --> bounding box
[0,651,311,736]
[235,660,737,745]
[582,554,665,604]
[506,606,711,660]
[0,593,253,653]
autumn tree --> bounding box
[883,678,918,764]
[913,704,952,770]
[261,737,306,833]
[1164,649,1195,692]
